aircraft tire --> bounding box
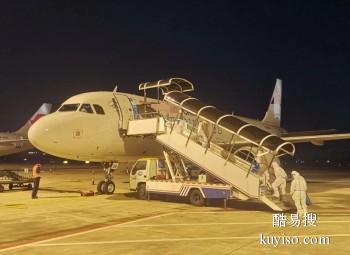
[137,183,147,200]
[103,181,115,194]
[0,184,4,193]
[8,183,13,190]
[189,189,205,206]
[97,180,106,194]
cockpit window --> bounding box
[58,104,80,112]
[79,104,94,114]
[93,104,105,115]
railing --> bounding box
[168,120,260,177]
[133,111,160,120]
[163,91,295,159]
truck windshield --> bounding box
[131,161,147,175]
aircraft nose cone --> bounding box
[28,114,58,152]
[28,116,48,151]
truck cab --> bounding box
[129,157,167,199]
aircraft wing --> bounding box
[281,130,350,145]
[0,138,29,144]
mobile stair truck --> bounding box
[124,78,296,211]
[129,156,232,206]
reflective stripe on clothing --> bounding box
[32,164,41,178]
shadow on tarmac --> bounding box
[39,188,80,194]
[105,192,137,200]
[105,192,294,212]
[39,195,80,199]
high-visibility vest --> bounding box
[32,164,41,178]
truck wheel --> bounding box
[97,180,106,194]
[0,184,4,193]
[137,183,147,200]
[189,189,205,206]
[103,181,115,195]
[8,183,13,190]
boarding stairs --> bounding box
[124,78,296,211]
[260,187,293,212]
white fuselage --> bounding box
[28,90,288,163]
[28,92,164,162]
[0,132,33,156]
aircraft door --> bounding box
[115,94,133,130]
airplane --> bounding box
[27,78,350,191]
[0,103,52,156]
[27,78,350,160]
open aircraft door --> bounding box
[113,93,133,130]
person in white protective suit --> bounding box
[197,120,209,147]
[290,170,308,215]
[256,156,271,188]
[271,161,287,199]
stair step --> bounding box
[260,194,292,212]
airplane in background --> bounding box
[0,103,52,156]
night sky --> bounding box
[0,1,349,159]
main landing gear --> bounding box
[97,162,118,194]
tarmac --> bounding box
[0,163,350,254]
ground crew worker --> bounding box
[290,170,308,215]
[263,157,272,186]
[32,163,41,199]
[256,156,271,188]
[271,161,287,199]
[263,169,271,189]
[197,120,209,147]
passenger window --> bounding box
[93,104,105,115]
[58,104,80,112]
[131,161,147,175]
[79,104,93,114]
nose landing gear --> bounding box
[97,162,118,194]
